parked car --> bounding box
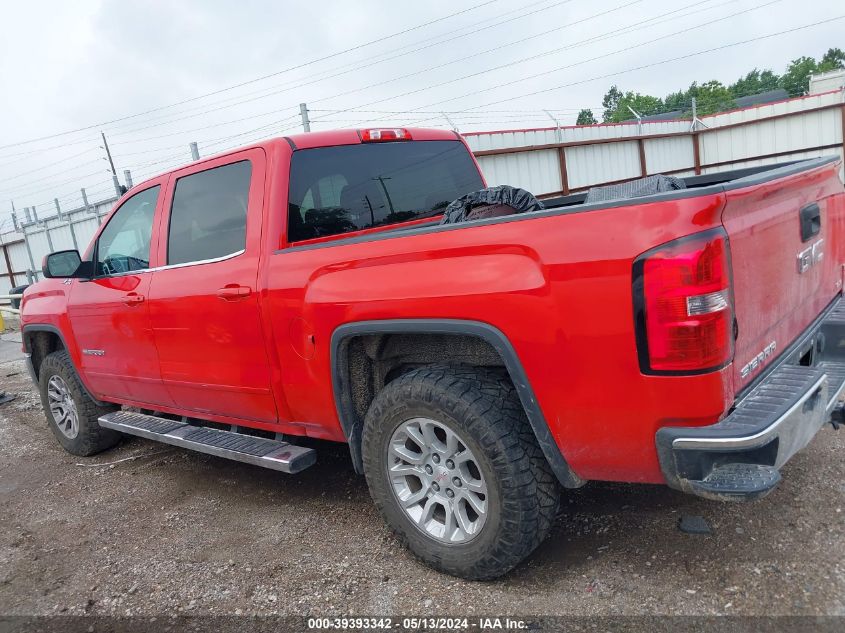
[19,127,845,579]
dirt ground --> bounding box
[1,340,844,619]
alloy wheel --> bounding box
[387,417,488,544]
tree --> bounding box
[688,80,736,116]
[729,68,780,98]
[601,86,663,123]
[601,85,623,122]
[663,88,690,112]
[779,56,818,96]
[576,109,597,125]
[608,91,663,123]
[819,47,845,72]
[593,47,844,122]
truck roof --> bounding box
[283,126,459,150]
[130,127,462,191]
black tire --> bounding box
[362,365,560,580]
[38,350,121,456]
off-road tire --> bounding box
[38,350,121,456]
[362,365,560,580]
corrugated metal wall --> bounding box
[699,91,845,175]
[0,196,116,296]
[465,89,845,194]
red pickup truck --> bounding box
[19,127,845,579]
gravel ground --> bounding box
[1,343,844,619]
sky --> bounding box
[0,0,842,230]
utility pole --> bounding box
[190,142,200,161]
[373,176,395,215]
[101,131,123,196]
[54,198,63,220]
[299,103,311,132]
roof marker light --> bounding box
[360,128,412,142]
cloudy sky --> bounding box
[0,0,841,229]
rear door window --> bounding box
[167,160,252,266]
[287,140,483,242]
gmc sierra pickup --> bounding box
[19,127,845,579]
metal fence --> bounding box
[0,196,116,296]
[463,88,845,197]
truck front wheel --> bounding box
[38,350,120,456]
[361,366,560,579]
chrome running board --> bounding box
[98,410,316,474]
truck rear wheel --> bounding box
[38,350,121,456]
[362,366,559,579]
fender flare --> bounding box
[21,324,109,407]
[330,319,584,488]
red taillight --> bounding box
[634,228,734,374]
[359,128,412,142]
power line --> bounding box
[9,168,109,202]
[310,0,748,125]
[79,0,576,144]
[0,0,578,171]
[0,0,503,151]
[109,110,299,145]
[303,0,643,120]
[0,147,97,185]
[336,0,782,126]
[1,159,102,196]
[404,14,845,126]
[81,0,568,140]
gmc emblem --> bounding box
[797,239,824,274]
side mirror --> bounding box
[42,250,84,278]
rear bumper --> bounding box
[656,295,845,501]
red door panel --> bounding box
[67,178,172,406]
[68,273,173,405]
[147,149,277,424]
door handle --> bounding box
[122,293,145,306]
[800,203,821,242]
[216,284,252,301]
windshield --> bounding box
[287,140,483,242]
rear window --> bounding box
[287,140,483,242]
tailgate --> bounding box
[721,159,845,390]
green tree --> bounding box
[779,56,819,96]
[729,68,780,98]
[576,108,597,125]
[601,85,623,122]
[663,88,690,112]
[688,80,736,115]
[819,47,845,72]
[608,92,663,123]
